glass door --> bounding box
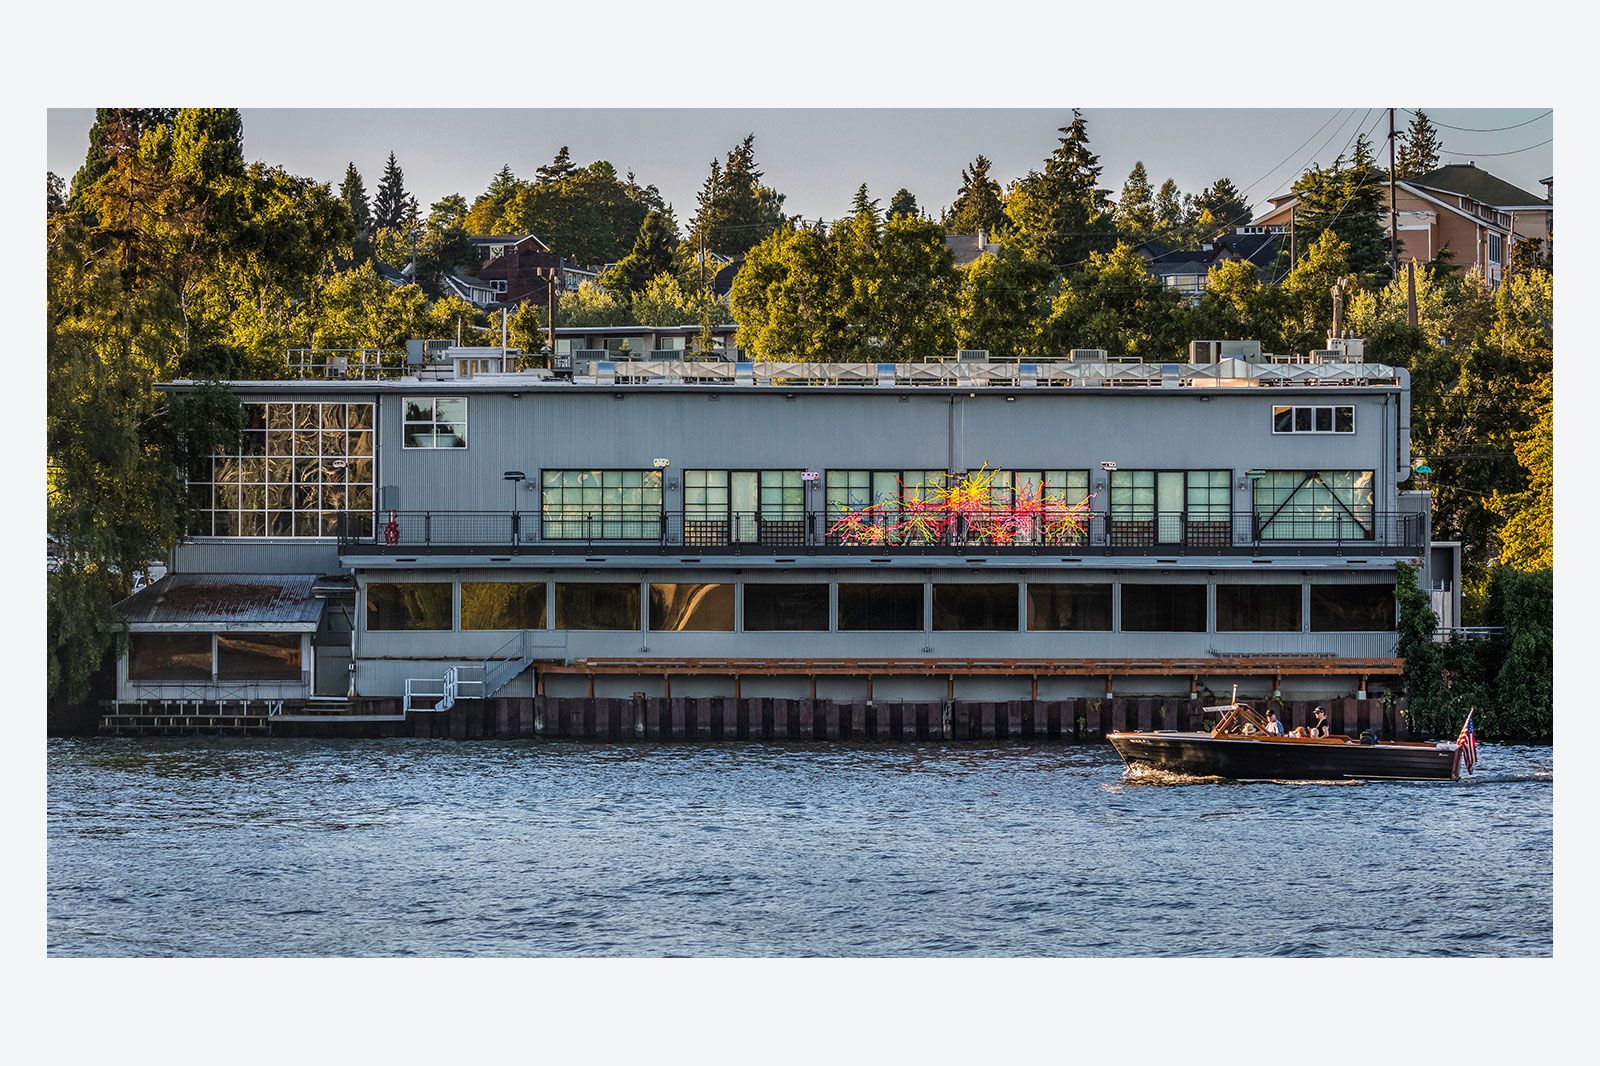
[1156,471,1184,543]
[731,471,759,543]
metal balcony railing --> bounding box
[340,509,1425,556]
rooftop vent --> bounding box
[957,349,990,362]
[1070,348,1110,362]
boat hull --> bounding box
[1107,731,1458,782]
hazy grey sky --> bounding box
[46,108,1553,224]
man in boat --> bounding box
[1310,707,1330,738]
[1265,710,1286,735]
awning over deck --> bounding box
[115,574,328,632]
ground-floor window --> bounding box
[556,583,641,630]
[460,583,546,630]
[932,583,1018,631]
[366,582,453,631]
[1120,583,1207,632]
[1026,583,1113,631]
[837,582,924,631]
[743,583,829,631]
[127,633,213,680]
[1310,583,1395,631]
[216,632,303,680]
[649,583,735,631]
[1215,584,1302,632]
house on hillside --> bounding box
[1136,230,1288,298]
[444,233,581,312]
[944,229,1001,267]
[1251,163,1551,287]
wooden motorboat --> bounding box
[1107,694,1460,782]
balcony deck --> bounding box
[338,510,1425,559]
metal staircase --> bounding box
[402,632,534,715]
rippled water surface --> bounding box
[48,738,1552,957]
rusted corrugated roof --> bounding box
[116,574,325,628]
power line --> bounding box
[1403,109,1550,134]
[1440,138,1553,159]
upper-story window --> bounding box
[1272,405,1355,434]
[404,398,468,449]
[825,470,947,514]
[1253,470,1374,540]
[1109,470,1230,546]
[187,402,375,538]
[1487,233,1503,265]
[684,470,806,546]
[541,469,663,540]
[986,470,1091,508]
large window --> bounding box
[933,583,1018,631]
[837,583,924,631]
[188,401,375,538]
[1216,584,1302,632]
[556,583,641,630]
[1120,584,1206,632]
[987,470,1091,507]
[1110,470,1230,546]
[743,583,829,631]
[460,583,546,630]
[1026,583,1113,631]
[541,470,663,539]
[216,633,303,680]
[1253,471,1374,540]
[649,583,735,631]
[127,633,212,681]
[1271,405,1356,434]
[366,583,453,631]
[684,470,805,546]
[1310,584,1396,631]
[825,470,947,514]
[403,397,468,449]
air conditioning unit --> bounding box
[1070,348,1110,362]
[1219,339,1263,361]
[1189,340,1221,364]
[957,349,990,362]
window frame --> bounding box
[1271,404,1357,435]
[402,396,470,450]
[540,469,665,541]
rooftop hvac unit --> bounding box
[957,349,990,362]
[1219,339,1263,361]
[1070,348,1110,362]
[1189,340,1221,364]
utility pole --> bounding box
[1388,107,1399,275]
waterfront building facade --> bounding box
[115,346,1438,713]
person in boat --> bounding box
[1310,707,1330,738]
[1288,726,1310,737]
[1265,710,1286,735]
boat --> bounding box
[1107,693,1460,782]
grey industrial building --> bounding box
[113,340,1448,719]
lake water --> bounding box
[47,738,1552,957]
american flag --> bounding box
[1456,711,1478,776]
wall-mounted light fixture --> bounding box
[652,457,671,469]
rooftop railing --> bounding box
[340,510,1425,557]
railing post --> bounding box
[424,511,433,545]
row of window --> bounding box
[1272,405,1356,434]
[127,632,303,682]
[366,581,1396,634]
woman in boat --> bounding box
[1310,707,1330,738]
[1266,710,1286,735]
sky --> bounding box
[46,108,1553,226]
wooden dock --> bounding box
[266,695,1410,742]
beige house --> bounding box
[1251,163,1551,287]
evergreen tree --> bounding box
[688,135,788,259]
[601,209,681,296]
[1187,178,1251,241]
[1005,110,1115,269]
[372,151,408,230]
[1153,178,1185,235]
[464,164,521,234]
[1396,110,1443,178]
[1114,162,1157,244]
[942,155,1006,237]
[401,193,422,232]
[69,108,177,205]
[1289,134,1390,279]
[339,162,371,234]
[887,188,918,219]
[47,171,64,216]
[850,183,879,222]
[536,146,577,184]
